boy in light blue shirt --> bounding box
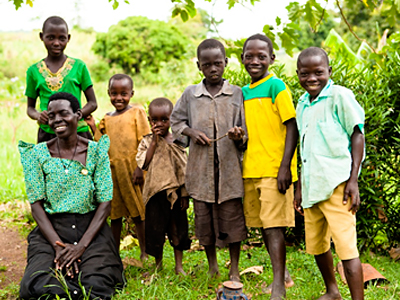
[295,47,365,300]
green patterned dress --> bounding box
[18,136,124,300]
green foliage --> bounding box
[295,14,338,50]
[92,16,189,75]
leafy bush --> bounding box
[92,16,189,75]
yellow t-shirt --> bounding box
[242,74,297,180]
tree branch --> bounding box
[336,0,376,53]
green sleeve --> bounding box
[93,136,113,203]
[18,141,46,203]
[79,60,93,92]
[25,65,39,99]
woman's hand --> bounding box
[55,241,85,277]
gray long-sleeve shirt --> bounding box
[171,80,247,203]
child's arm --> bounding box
[27,97,49,124]
[171,93,210,146]
[141,134,158,170]
[84,115,97,135]
[293,173,304,216]
[277,118,299,194]
[343,126,364,214]
[81,86,98,118]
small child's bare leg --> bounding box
[204,244,220,277]
[314,250,342,300]
[174,249,186,276]
[228,242,241,282]
[262,228,286,299]
[342,258,364,300]
[111,218,123,252]
[132,216,148,261]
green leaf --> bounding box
[262,25,279,51]
[12,0,24,9]
[180,10,189,22]
[286,1,303,21]
[276,16,281,26]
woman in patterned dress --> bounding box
[18,92,124,300]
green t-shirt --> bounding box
[25,57,93,133]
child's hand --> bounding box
[84,115,96,128]
[277,165,292,194]
[343,179,360,214]
[181,197,189,210]
[189,129,210,146]
[132,167,144,185]
[38,110,49,125]
[151,124,163,136]
[228,126,245,141]
[294,185,304,216]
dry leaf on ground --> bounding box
[240,265,263,276]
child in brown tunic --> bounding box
[86,74,150,260]
[136,97,191,275]
[171,39,247,281]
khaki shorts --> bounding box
[304,182,359,260]
[243,177,295,229]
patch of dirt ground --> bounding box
[0,225,26,289]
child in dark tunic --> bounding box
[136,97,191,275]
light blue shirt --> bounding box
[296,80,365,208]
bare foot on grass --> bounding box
[208,266,220,279]
[263,272,295,294]
[270,284,286,300]
[229,271,241,282]
[316,293,342,300]
[140,253,148,262]
[175,267,187,276]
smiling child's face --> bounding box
[197,48,227,86]
[297,55,332,101]
[40,23,70,58]
[108,78,134,112]
[242,39,275,83]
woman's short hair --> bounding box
[48,92,80,113]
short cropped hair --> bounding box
[243,34,274,55]
[48,92,80,113]
[297,47,330,67]
[42,16,68,33]
[197,39,226,59]
[108,74,134,90]
[149,97,173,114]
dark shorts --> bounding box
[145,191,191,258]
[193,198,247,247]
[19,212,124,300]
[37,127,93,143]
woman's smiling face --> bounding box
[47,99,81,138]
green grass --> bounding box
[113,244,400,300]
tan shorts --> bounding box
[243,177,295,229]
[304,182,359,260]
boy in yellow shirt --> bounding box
[241,34,298,299]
